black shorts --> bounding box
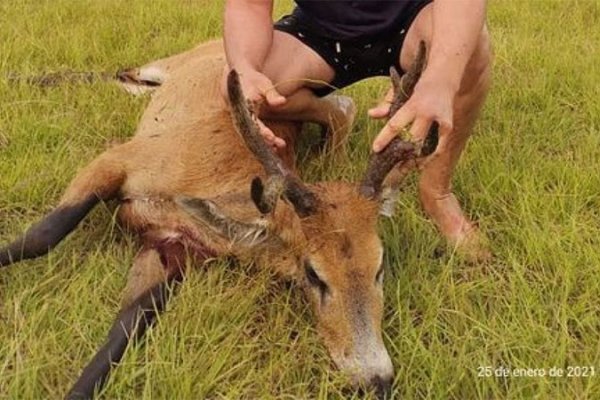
[274,1,432,97]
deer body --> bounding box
[63,41,298,271]
[1,39,435,399]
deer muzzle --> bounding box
[331,327,394,398]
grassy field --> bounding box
[1,0,600,399]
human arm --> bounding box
[223,0,287,148]
[371,0,487,152]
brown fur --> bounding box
[119,42,392,388]
[5,39,401,394]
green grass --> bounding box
[1,0,600,398]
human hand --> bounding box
[370,75,455,153]
[237,68,287,149]
[367,86,394,120]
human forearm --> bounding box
[424,0,487,94]
[224,0,274,72]
[222,0,287,149]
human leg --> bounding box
[399,4,492,260]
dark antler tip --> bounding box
[389,66,402,94]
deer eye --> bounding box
[304,261,329,297]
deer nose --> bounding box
[371,374,394,399]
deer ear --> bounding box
[251,176,285,215]
[176,196,270,247]
[379,186,400,218]
[376,124,439,218]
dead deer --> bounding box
[0,39,435,399]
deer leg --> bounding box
[0,151,125,268]
[65,277,178,400]
[65,238,192,400]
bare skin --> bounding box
[219,41,353,158]
[222,0,492,260]
[370,2,492,260]
[222,0,335,149]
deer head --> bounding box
[177,42,435,398]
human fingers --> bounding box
[409,117,432,142]
[264,86,287,107]
[372,105,415,152]
[368,87,394,119]
[257,118,286,149]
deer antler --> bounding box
[388,41,427,118]
[359,41,439,199]
[359,138,417,199]
[227,70,318,217]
